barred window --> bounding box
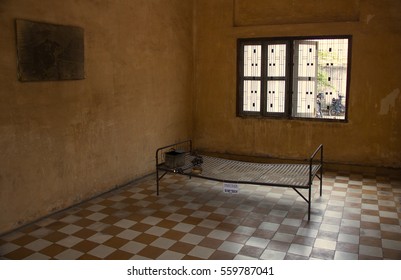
[237,36,352,121]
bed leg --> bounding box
[156,169,160,196]
[320,167,323,197]
[308,186,311,221]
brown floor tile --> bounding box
[266,240,290,252]
[230,210,249,218]
[20,224,41,234]
[176,208,194,216]
[104,249,134,260]
[215,222,237,232]
[198,237,224,249]
[300,220,321,229]
[162,230,186,240]
[126,213,147,222]
[190,226,213,236]
[284,253,309,260]
[339,226,360,235]
[241,217,262,228]
[198,205,217,213]
[43,231,69,243]
[75,209,95,217]
[40,244,68,257]
[137,246,165,259]
[293,235,315,246]
[169,241,195,254]
[336,242,359,254]
[103,237,130,249]
[100,215,121,225]
[310,247,335,260]
[130,223,152,232]
[361,209,379,216]
[101,225,125,236]
[287,211,308,220]
[11,235,37,246]
[147,202,165,210]
[342,212,361,220]
[381,231,401,241]
[157,220,179,229]
[359,236,382,247]
[171,201,188,208]
[153,211,172,219]
[317,230,338,241]
[226,233,250,244]
[252,229,275,240]
[48,221,72,231]
[183,216,203,225]
[123,205,141,214]
[378,205,397,212]
[4,247,35,260]
[73,218,95,228]
[238,245,264,258]
[78,253,101,260]
[207,213,227,222]
[134,233,158,244]
[382,248,401,259]
[321,216,341,225]
[99,207,118,216]
[360,221,381,230]
[362,199,378,205]
[209,250,236,260]
[223,216,243,225]
[247,212,266,220]
[277,225,298,235]
[71,240,100,253]
[380,217,399,225]
[73,228,97,239]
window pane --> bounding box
[267,44,286,77]
[294,80,316,117]
[317,39,348,120]
[243,80,261,112]
[292,38,349,120]
[296,42,317,77]
[267,80,285,113]
[292,41,318,118]
[243,45,261,77]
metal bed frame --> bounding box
[156,140,323,220]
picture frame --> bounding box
[15,19,84,82]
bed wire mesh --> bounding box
[158,154,320,188]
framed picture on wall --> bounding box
[15,19,84,82]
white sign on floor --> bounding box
[223,183,239,194]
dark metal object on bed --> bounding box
[156,140,323,221]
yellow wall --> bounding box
[0,0,193,234]
[193,0,401,167]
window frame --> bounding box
[237,35,352,122]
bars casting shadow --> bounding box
[156,140,323,220]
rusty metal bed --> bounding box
[156,140,323,220]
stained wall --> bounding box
[0,0,193,234]
[193,0,401,168]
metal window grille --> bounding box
[238,36,351,121]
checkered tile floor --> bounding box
[1,169,401,260]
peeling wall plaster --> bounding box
[380,89,400,115]
[366,14,375,24]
